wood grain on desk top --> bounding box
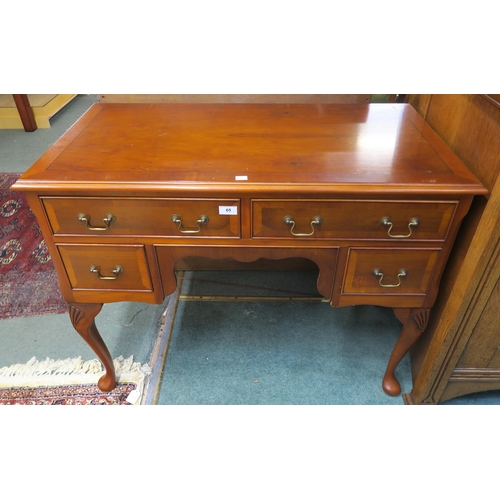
[14,103,488,196]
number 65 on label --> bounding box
[219,206,238,215]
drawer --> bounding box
[252,200,456,240]
[57,244,153,291]
[42,197,240,237]
[342,248,440,296]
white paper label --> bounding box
[235,175,248,181]
[219,206,238,215]
[126,389,141,405]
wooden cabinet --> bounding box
[404,95,500,404]
[12,102,487,398]
[444,274,500,400]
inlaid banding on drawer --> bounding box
[42,197,240,237]
[342,248,440,296]
[57,244,153,291]
[252,199,457,240]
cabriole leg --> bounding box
[68,302,116,392]
[382,308,431,396]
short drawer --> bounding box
[42,197,240,237]
[342,248,440,296]
[57,244,153,291]
[252,199,456,240]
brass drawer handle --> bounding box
[283,215,323,237]
[372,268,408,288]
[90,265,124,280]
[171,214,209,234]
[78,213,116,231]
[380,217,420,238]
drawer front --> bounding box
[43,197,240,237]
[252,200,456,240]
[57,244,153,291]
[342,248,440,296]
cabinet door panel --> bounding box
[456,277,500,368]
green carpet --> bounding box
[157,271,411,404]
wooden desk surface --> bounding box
[15,103,486,196]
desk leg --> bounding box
[68,302,116,392]
[382,308,431,396]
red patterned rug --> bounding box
[0,355,150,405]
[0,382,137,405]
[0,173,67,319]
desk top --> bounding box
[14,103,487,196]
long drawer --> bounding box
[43,197,240,237]
[252,199,457,240]
[342,248,440,296]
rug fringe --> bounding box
[0,356,152,403]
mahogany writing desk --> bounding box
[12,103,488,397]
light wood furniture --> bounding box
[0,94,77,129]
[402,94,500,404]
[12,102,487,397]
